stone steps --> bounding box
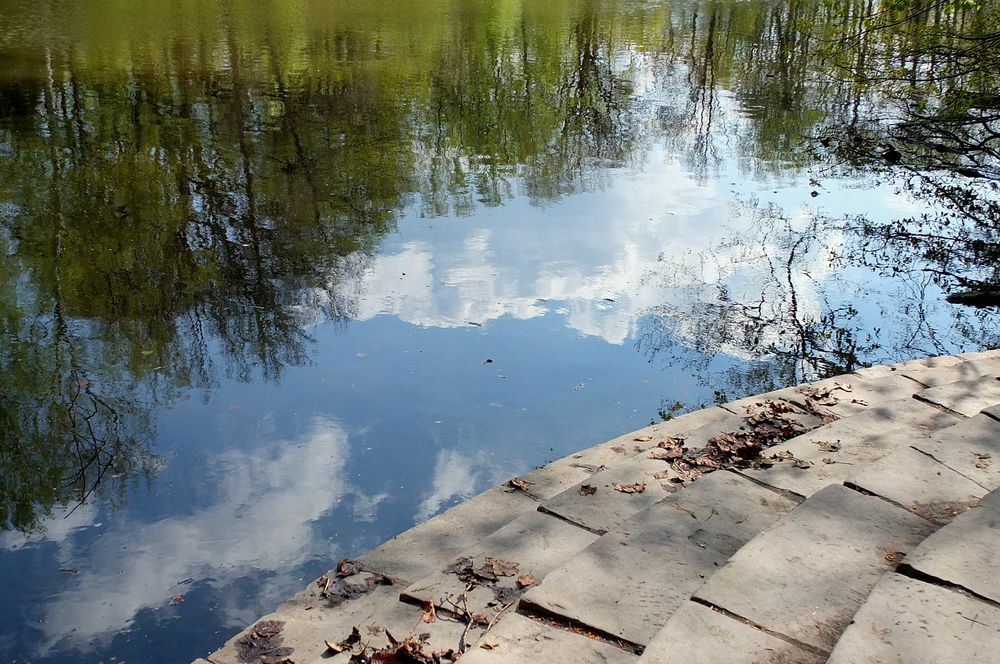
[194,350,1000,664]
[826,488,1000,664]
[634,399,1000,663]
[637,484,936,662]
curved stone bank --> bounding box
[196,350,1000,664]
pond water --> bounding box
[1,0,998,662]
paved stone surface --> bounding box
[456,613,636,664]
[789,372,926,418]
[358,485,537,583]
[911,414,1000,493]
[740,397,958,496]
[903,493,1000,603]
[827,573,1000,664]
[638,601,823,664]
[847,446,986,523]
[916,377,1000,416]
[521,471,797,646]
[853,354,965,380]
[692,484,935,653]
[538,457,684,535]
[538,411,746,534]
[401,510,599,617]
[202,582,467,664]
[901,356,1000,387]
[516,407,739,501]
[987,403,1000,421]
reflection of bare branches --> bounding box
[59,374,160,519]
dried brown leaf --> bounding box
[508,478,533,492]
[421,600,437,624]
[579,484,597,496]
[516,572,536,588]
[634,434,654,442]
[649,448,684,460]
[336,559,361,577]
[485,557,518,577]
[612,482,646,494]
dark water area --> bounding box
[1,0,998,661]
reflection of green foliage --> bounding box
[2,0,998,530]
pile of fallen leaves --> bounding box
[326,628,458,663]
[653,395,844,491]
[237,620,293,664]
[317,560,395,605]
[444,555,534,604]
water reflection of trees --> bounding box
[0,0,662,530]
[2,0,999,528]
[817,0,1000,307]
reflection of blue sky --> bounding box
[330,138,960,364]
[2,417,382,656]
[3,137,984,662]
[5,57,997,664]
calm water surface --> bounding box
[1,0,997,662]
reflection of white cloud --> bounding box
[333,149,728,345]
[414,446,510,523]
[0,502,100,552]
[31,417,382,656]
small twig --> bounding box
[458,592,473,652]
[484,600,516,634]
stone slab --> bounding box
[901,357,1000,387]
[827,573,1000,664]
[911,414,1000,492]
[638,601,823,664]
[516,407,740,500]
[201,582,466,664]
[719,388,811,415]
[537,457,683,535]
[537,411,745,534]
[956,349,1000,363]
[984,403,1000,421]
[853,354,965,380]
[456,613,636,664]
[692,484,935,653]
[521,471,797,646]
[904,494,1000,603]
[916,377,1000,416]
[847,446,986,523]
[358,485,538,583]
[740,398,958,496]
[401,510,599,617]
[789,373,925,418]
